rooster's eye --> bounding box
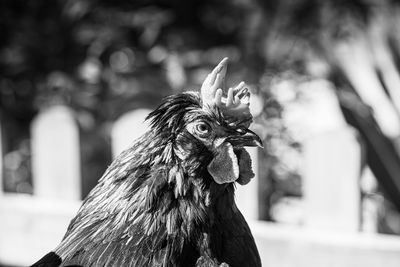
[195,122,211,137]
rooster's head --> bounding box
[147,58,262,186]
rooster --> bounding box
[32,58,262,267]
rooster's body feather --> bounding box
[32,60,261,267]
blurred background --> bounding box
[1,0,400,266]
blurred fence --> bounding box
[1,105,400,267]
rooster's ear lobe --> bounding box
[207,142,239,184]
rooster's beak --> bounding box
[226,129,263,148]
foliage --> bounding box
[1,0,400,233]
[0,0,261,195]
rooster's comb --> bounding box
[200,58,252,127]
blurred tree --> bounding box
[1,0,400,234]
[0,0,257,197]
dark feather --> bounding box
[33,92,261,267]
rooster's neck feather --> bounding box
[55,92,237,266]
